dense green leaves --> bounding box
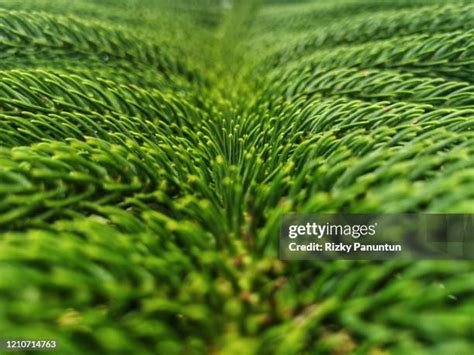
[0,0,473,354]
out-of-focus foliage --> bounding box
[0,0,473,354]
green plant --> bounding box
[0,0,473,354]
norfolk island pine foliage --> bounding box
[0,0,473,354]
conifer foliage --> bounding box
[0,0,473,353]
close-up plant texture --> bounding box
[0,0,473,354]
